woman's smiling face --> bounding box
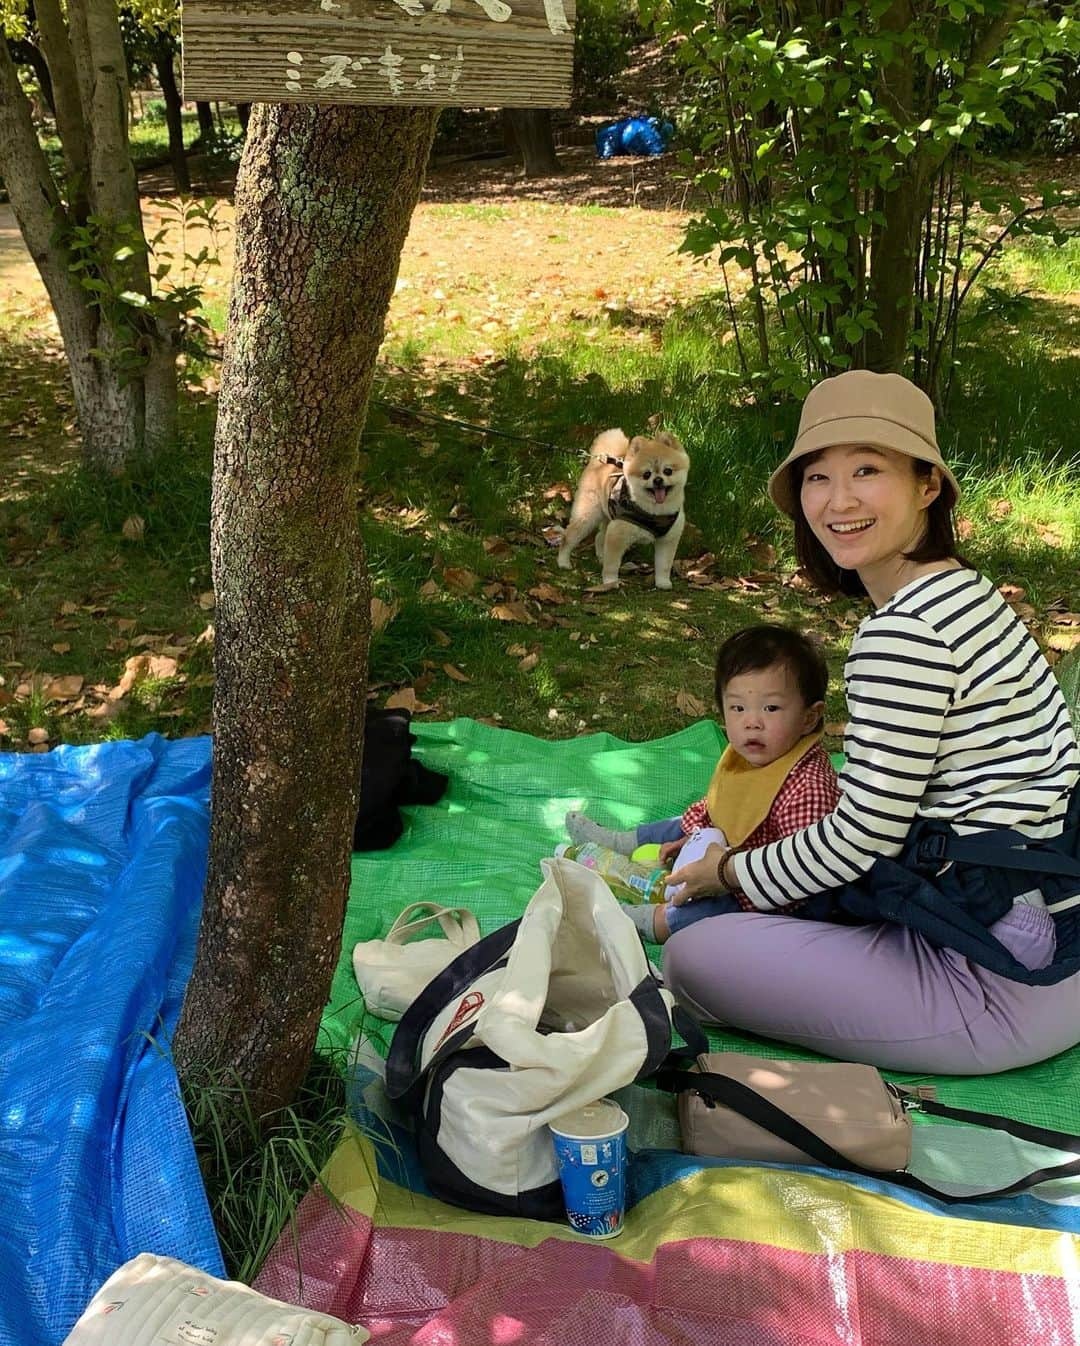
[798,443,941,584]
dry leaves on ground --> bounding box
[491,601,536,624]
[385,686,437,714]
[676,689,708,718]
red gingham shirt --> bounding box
[679,743,840,912]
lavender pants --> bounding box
[664,902,1080,1075]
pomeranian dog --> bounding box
[557,428,690,590]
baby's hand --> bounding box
[659,836,688,865]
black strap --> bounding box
[655,1066,1080,1204]
[918,827,1080,887]
[385,920,520,1102]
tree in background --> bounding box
[174,104,438,1110]
[119,0,188,191]
[0,0,191,470]
[650,0,1079,401]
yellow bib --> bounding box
[704,731,822,847]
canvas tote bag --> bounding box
[352,901,480,1021]
[385,856,682,1219]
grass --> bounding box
[1,186,1079,754]
[183,1047,353,1283]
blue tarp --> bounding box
[595,116,673,158]
[0,735,223,1346]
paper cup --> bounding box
[549,1098,629,1239]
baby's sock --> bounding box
[565,811,637,854]
[626,902,659,943]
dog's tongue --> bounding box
[653,484,667,503]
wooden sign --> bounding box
[181,0,575,108]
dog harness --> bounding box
[604,472,681,539]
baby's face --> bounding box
[721,661,819,767]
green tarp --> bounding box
[322,717,1080,1133]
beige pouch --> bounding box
[62,1253,366,1345]
[676,1052,913,1172]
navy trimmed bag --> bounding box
[821,788,1080,986]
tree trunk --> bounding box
[196,100,215,141]
[503,108,561,177]
[174,102,438,1111]
[7,39,55,116]
[154,38,190,192]
[865,171,930,373]
[0,4,180,472]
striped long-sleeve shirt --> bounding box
[734,568,1080,911]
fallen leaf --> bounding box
[519,652,540,673]
[1036,523,1064,547]
[544,483,573,502]
[115,617,136,633]
[541,525,564,548]
[1048,630,1080,652]
[27,726,50,745]
[110,654,149,700]
[121,514,146,542]
[989,498,1013,521]
[507,643,529,657]
[956,517,974,540]
[51,642,71,655]
[431,627,452,647]
[60,600,78,616]
[491,601,536,625]
[443,663,471,682]
[998,583,1026,603]
[385,686,436,714]
[420,579,440,598]
[825,720,848,737]
[676,690,708,717]
[745,536,777,570]
[482,536,513,557]
[583,582,620,595]
[44,674,84,702]
[482,581,507,599]
[371,596,399,633]
[528,583,565,605]
[147,654,178,679]
[1013,602,1037,621]
[198,590,216,611]
[0,719,9,737]
[195,624,215,646]
[443,566,480,595]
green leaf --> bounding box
[118,290,150,308]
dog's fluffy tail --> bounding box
[589,428,630,463]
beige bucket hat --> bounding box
[768,370,961,517]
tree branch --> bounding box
[33,0,91,216]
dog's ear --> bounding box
[655,430,685,453]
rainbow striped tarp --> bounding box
[254,719,1080,1344]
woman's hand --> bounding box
[665,842,727,907]
[659,835,689,865]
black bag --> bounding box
[354,709,448,851]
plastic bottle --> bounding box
[554,841,669,905]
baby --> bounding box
[566,625,840,942]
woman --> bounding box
[664,369,1080,1074]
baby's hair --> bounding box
[714,625,828,725]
